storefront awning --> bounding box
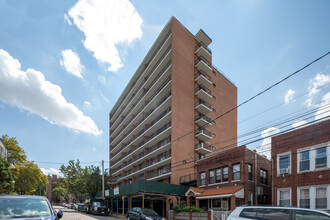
[195,185,244,200]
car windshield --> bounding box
[0,197,51,218]
[141,208,158,215]
[94,202,105,207]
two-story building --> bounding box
[185,146,271,211]
[271,119,330,211]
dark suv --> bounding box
[127,207,163,220]
[91,201,109,216]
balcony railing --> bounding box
[180,173,197,184]
[195,100,211,109]
[112,92,171,157]
[195,142,211,150]
[196,128,212,137]
[195,114,211,123]
[111,137,171,174]
[111,31,172,121]
[195,70,211,81]
[111,58,172,140]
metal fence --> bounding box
[168,210,232,220]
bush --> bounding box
[172,205,204,213]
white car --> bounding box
[227,206,330,220]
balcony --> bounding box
[180,173,197,186]
[110,80,172,155]
[110,31,172,125]
[110,48,172,135]
[195,128,212,141]
[195,70,212,87]
[195,46,212,64]
[195,85,212,101]
[195,60,212,75]
[195,29,212,47]
[147,167,171,181]
[195,100,212,115]
[195,114,212,127]
[195,142,212,154]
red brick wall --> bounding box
[271,120,330,206]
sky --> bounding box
[0,0,329,176]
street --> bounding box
[53,206,122,220]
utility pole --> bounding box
[102,160,105,199]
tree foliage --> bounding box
[14,161,48,195]
[85,165,102,198]
[0,157,14,194]
[1,135,26,164]
[53,185,66,199]
[60,160,87,200]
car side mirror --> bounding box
[57,209,63,219]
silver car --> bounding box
[227,206,330,220]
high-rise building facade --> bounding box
[109,17,237,186]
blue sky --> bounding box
[0,0,329,175]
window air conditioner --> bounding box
[279,168,290,174]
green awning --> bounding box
[104,180,188,198]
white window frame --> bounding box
[297,142,330,174]
[298,187,310,208]
[277,151,291,176]
[277,188,291,206]
[297,185,330,210]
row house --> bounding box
[186,146,271,211]
[272,119,330,212]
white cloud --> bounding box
[41,168,61,175]
[292,120,308,128]
[67,0,143,72]
[0,49,102,136]
[92,147,97,151]
[306,73,330,106]
[84,101,91,106]
[64,14,72,25]
[315,92,330,121]
[60,49,84,79]
[285,89,295,104]
[256,127,280,159]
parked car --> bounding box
[127,207,163,220]
[227,205,330,220]
[91,201,110,216]
[78,204,86,212]
[0,195,63,220]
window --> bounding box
[213,96,216,100]
[248,164,253,181]
[138,163,143,170]
[149,158,154,165]
[278,153,291,175]
[248,192,253,205]
[260,169,268,185]
[295,210,330,219]
[158,166,166,175]
[215,168,222,183]
[263,209,290,220]
[232,163,240,181]
[299,150,310,171]
[149,170,154,178]
[200,172,206,185]
[215,166,229,183]
[278,189,290,206]
[158,152,166,162]
[316,147,327,168]
[213,83,216,88]
[223,166,228,181]
[199,154,205,159]
[299,188,310,208]
[239,208,258,219]
[316,187,327,209]
[139,173,144,180]
[209,170,215,184]
[213,108,216,112]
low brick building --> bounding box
[186,146,271,211]
[271,119,330,211]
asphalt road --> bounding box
[53,206,123,220]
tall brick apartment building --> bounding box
[185,146,271,211]
[109,17,237,187]
[271,119,330,211]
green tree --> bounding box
[60,160,87,200]
[1,135,26,164]
[85,165,102,198]
[53,185,66,201]
[0,157,14,194]
[14,161,48,195]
